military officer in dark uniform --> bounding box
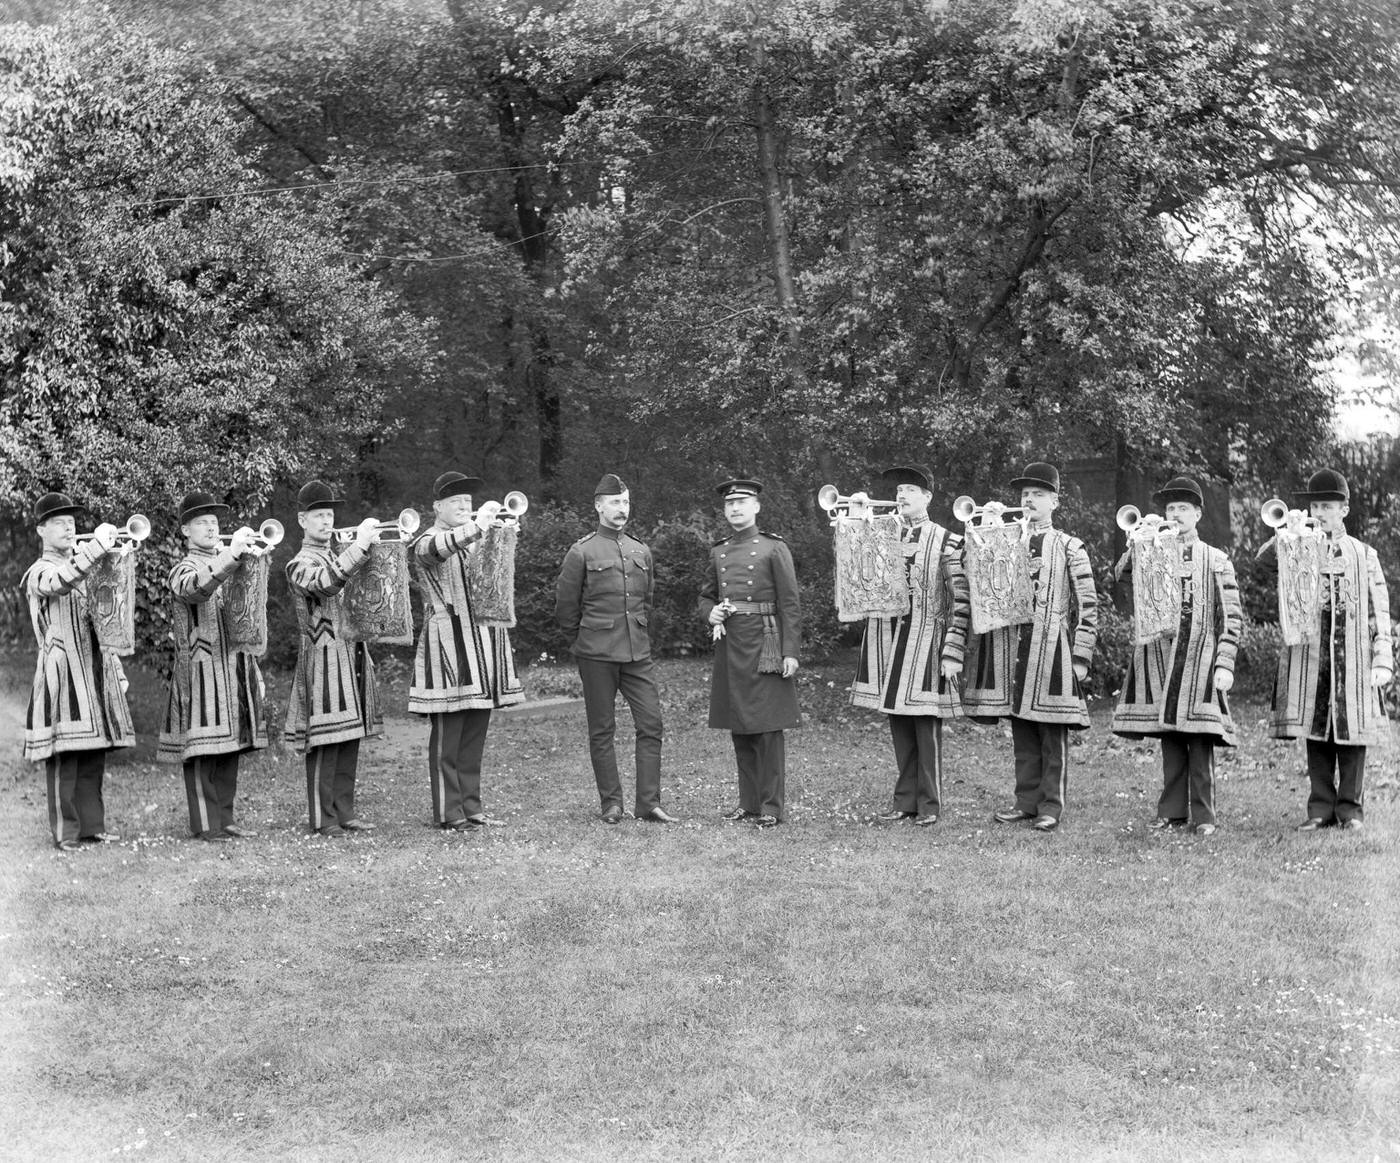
[555,473,674,824]
[699,479,802,828]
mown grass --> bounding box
[1,650,1397,1161]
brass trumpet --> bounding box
[1260,498,1320,531]
[333,508,421,544]
[953,496,1026,526]
[219,518,285,556]
[817,484,899,517]
[76,514,152,556]
[1116,505,1180,543]
[473,491,529,526]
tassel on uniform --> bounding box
[757,614,782,674]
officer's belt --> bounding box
[725,600,776,615]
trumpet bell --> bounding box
[124,514,152,543]
[1260,498,1289,528]
[952,495,976,524]
[258,518,285,548]
[817,484,840,513]
[502,491,529,518]
[1116,505,1142,533]
[398,508,421,536]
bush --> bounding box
[1091,605,1133,699]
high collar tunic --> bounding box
[698,525,802,733]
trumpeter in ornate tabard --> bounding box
[22,492,135,851]
[699,479,802,828]
[285,481,384,837]
[554,473,673,824]
[1111,477,1242,835]
[1258,469,1392,831]
[159,491,270,841]
[850,465,970,825]
[964,462,1097,832]
[409,471,524,830]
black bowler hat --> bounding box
[433,471,485,500]
[34,492,83,523]
[1295,468,1349,503]
[1009,461,1061,493]
[881,464,935,493]
[1153,476,1204,509]
[594,473,628,496]
[715,478,762,499]
[178,491,229,524]
[296,480,345,513]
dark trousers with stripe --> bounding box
[577,657,664,814]
[45,749,107,846]
[1305,739,1366,824]
[1159,732,1216,826]
[1011,717,1069,820]
[732,731,786,820]
[306,739,361,831]
[428,709,491,824]
[184,752,240,837]
[889,715,943,817]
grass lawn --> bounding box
[1,649,1397,1161]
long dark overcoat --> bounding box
[698,526,801,733]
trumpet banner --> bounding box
[87,551,137,656]
[832,515,908,622]
[343,541,415,645]
[1277,530,1325,646]
[224,554,270,656]
[467,523,517,627]
[1129,536,1182,645]
[963,523,1034,634]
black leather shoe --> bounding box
[914,814,939,827]
[722,807,758,821]
[442,819,468,831]
[197,830,232,843]
[639,807,678,823]
[464,813,502,827]
[1031,814,1059,831]
[875,809,916,823]
[1340,818,1364,831]
[1194,823,1217,836]
[317,827,345,839]
[601,805,623,825]
[223,824,256,838]
[1147,817,1186,830]
[79,832,120,843]
[341,819,376,832]
[753,814,780,828]
[57,839,83,852]
[1296,817,1331,831]
[993,807,1035,824]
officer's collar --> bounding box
[729,524,760,543]
[595,523,624,541]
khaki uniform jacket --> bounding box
[554,526,654,662]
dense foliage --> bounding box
[2,1,1398,659]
